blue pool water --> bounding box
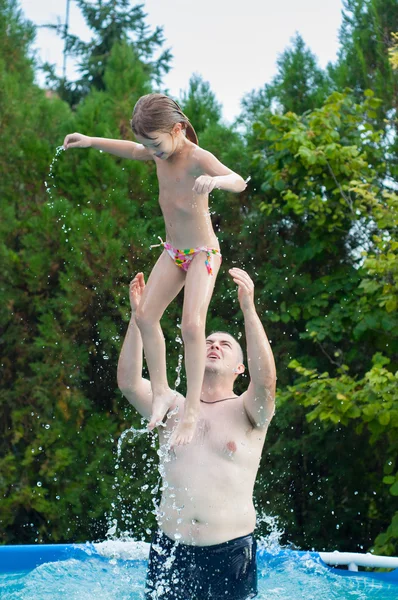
[0,542,397,599]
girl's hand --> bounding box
[229,268,255,312]
[63,132,92,150]
[129,272,146,313]
[193,175,218,194]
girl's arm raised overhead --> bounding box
[193,147,247,194]
[63,132,153,161]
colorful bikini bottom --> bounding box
[150,237,222,276]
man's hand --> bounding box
[129,272,146,313]
[63,132,92,150]
[229,268,255,312]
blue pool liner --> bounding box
[0,544,397,583]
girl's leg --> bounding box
[170,252,222,446]
[135,250,185,428]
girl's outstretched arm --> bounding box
[193,147,247,194]
[63,132,153,161]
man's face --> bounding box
[205,333,241,375]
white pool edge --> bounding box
[319,551,398,572]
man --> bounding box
[117,267,276,600]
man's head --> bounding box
[205,332,245,379]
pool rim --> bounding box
[0,542,397,584]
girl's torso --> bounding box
[155,146,219,250]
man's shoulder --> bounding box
[216,393,259,429]
[240,386,275,431]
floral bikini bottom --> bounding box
[150,237,222,276]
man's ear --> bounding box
[234,364,245,375]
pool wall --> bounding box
[0,543,397,583]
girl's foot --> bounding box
[148,389,176,430]
[169,407,198,447]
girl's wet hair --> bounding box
[131,93,198,145]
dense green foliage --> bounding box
[330,0,398,113]
[1,0,397,556]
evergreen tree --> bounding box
[329,0,398,113]
[329,0,398,182]
[241,33,331,123]
[0,2,163,544]
[179,74,223,136]
[44,0,172,105]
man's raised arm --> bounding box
[117,273,152,420]
[229,268,276,429]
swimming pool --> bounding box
[0,541,397,599]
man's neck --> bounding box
[201,372,236,403]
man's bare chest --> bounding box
[163,412,256,465]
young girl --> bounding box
[63,93,246,446]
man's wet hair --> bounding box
[208,331,244,366]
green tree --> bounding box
[241,33,331,123]
[275,178,398,554]
[330,0,398,113]
[389,32,398,69]
[237,89,397,552]
[179,74,223,136]
[0,2,167,544]
[329,0,398,182]
[44,0,172,105]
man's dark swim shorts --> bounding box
[145,529,257,599]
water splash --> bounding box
[2,547,395,600]
[174,353,183,388]
[174,328,184,388]
[116,425,147,460]
[256,513,285,554]
[44,145,64,206]
[106,425,148,540]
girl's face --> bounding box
[135,124,184,160]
